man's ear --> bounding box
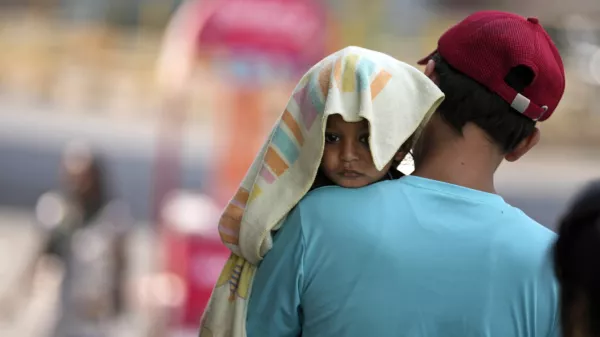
[424,59,439,85]
[505,127,540,162]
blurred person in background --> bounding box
[34,141,132,337]
[555,180,600,337]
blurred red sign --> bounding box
[197,0,327,66]
[163,228,230,328]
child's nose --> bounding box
[341,141,359,162]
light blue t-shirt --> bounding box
[246,176,559,337]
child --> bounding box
[312,114,410,190]
[199,46,444,337]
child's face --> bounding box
[321,115,396,188]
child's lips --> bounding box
[340,170,363,178]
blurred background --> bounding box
[0,0,598,336]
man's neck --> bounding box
[412,156,497,194]
[412,123,502,194]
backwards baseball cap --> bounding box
[418,11,565,122]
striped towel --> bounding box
[198,46,445,337]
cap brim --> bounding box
[417,49,437,65]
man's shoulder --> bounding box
[301,185,365,204]
[297,186,368,222]
[299,180,400,210]
[493,206,557,272]
[294,181,406,234]
[504,206,556,243]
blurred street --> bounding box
[0,0,599,336]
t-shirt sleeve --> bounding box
[246,206,306,337]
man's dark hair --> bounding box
[431,53,536,153]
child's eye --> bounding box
[359,134,370,145]
[325,132,340,143]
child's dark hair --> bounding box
[431,53,537,153]
[554,180,600,337]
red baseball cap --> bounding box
[418,11,565,122]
